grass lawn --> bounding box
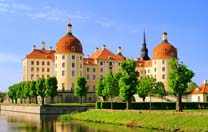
[59,109,208,131]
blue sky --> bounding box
[0,0,207,91]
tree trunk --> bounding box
[41,97,45,105]
[176,95,183,112]
[35,96,38,104]
[51,96,54,104]
[142,97,145,102]
[29,97,31,104]
[149,95,152,110]
[110,96,113,109]
[126,99,131,110]
[80,96,82,104]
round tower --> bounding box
[55,19,84,91]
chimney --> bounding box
[41,41,46,50]
[102,44,106,49]
[49,46,53,50]
[116,46,122,54]
[33,45,36,50]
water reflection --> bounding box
[0,111,155,132]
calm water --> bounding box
[0,110,156,132]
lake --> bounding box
[0,110,156,132]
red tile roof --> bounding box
[90,48,125,61]
[26,49,55,60]
[83,58,96,65]
[137,60,152,67]
[191,84,208,94]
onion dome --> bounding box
[153,32,177,59]
[55,20,83,54]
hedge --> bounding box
[96,102,208,110]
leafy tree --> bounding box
[23,81,30,103]
[137,76,155,102]
[168,59,194,112]
[103,73,119,109]
[45,77,58,103]
[16,83,24,104]
[74,77,88,104]
[36,78,47,105]
[29,81,38,104]
[8,85,17,103]
[0,92,6,103]
[96,79,106,101]
[154,81,166,100]
[119,59,138,109]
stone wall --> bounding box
[0,105,93,114]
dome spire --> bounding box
[67,18,72,34]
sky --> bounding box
[0,0,207,91]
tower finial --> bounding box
[67,18,72,34]
[162,32,168,41]
[143,30,146,45]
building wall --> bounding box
[55,53,84,91]
[191,94,208,102]
[22,58,54,81]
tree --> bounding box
[36,78,47,105]
[8,85,17,103]
[168,59,194,112]
[154,82,166,100]
[119,59,138,109]
[29,81,38,104]
[23,81,30,103]
[103,73,119,109]
[74,77,88,104]
[45,77,58,103]
[137,76,155,102]
[96,79,106,101]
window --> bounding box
[162,60,165,64]
[72,70,75,76]
[36,75,39,78]
[31,67,34,72]
[31,61,34,65]
[42,68,45,72]
[93,75,96,80]
[62,55,65,60]
[55,56,57,60]
[93,85,96,91]
[87,75,90,80]
[100,75,103,79]
[42,61,45,65]
[47,61,50,66]
[100,61,103,66]
[162,67,165,72]
[62,63,65,68]
[80,56,82,60]
[42,75,44,78]
[162,74,165,79]
[100,68,103,72]
[47,68,50,72]
[72,55,75,60]
[36,68,39,72]
[36,61,39,65]
[47,75,50,78]
[31,74,34,79]
[154,68,156,72]
[72,63,75,68]
[198,96,200,102]
[80,64,82,68]
[93,68,96,72]
[62,71,65,76]
[87,68,90,72]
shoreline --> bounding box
[59,109,208,131]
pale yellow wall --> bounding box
[22,58,54,81]
[55,53,84,91]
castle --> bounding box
[22,21,178,102]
